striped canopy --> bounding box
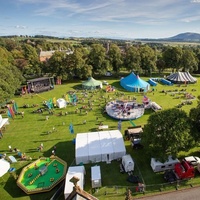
[167,72,197,84]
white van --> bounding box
[151,156,180,172]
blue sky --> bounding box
[1,0,200,39]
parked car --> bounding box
[105,71,112,77]
[183,156,200,166]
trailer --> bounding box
[151,156,180,172]
[122,154,134,172]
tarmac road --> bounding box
[136,186,200,200]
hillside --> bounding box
[167,32,200,41]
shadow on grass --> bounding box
[4,166,28,198]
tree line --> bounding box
[0,37,200,102]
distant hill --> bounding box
[166,32,200,41]
[137,32,200,43]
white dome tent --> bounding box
[56,98,67,108]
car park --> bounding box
[183,156,200,166]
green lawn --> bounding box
[1,77,200,200]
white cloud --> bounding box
[15,25,27,29]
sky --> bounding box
[1,0,200,39]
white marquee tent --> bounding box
[75,133,89,165]
[75,130,126,165]
[88,132,102,163]
[109,130,127,160]
[99,131,114,162]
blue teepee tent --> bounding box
[120,72,150,92]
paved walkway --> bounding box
[136,186,200,200]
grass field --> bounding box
[1,77,200,200]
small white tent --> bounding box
[56,98,67,108]
[122,154,134,172]
[91,166,102,188]
[0,115,9,129]
[0,159,10,178]
[64,166,85,199]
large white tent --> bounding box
[75,130,126,165]
[88,132,102,163]
[109,130,126,160]
[75,133,89,165]
[99,131,114,162]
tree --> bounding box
[47,51,68,79]
[139,45,156,76]
[181,48,198,72]
[22,44,41,75]
[107,43,122,73]
[0,47,24,103]
[189,96,200,143]
[124,46,141,73]
[87,44,106,75]
[162,46,183,72]
[142,108,191,162]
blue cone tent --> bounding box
[120,72,150,92]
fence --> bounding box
[93,178,198,199]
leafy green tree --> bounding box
[124,46,141,73]
[181,48,198,72]
[162,46,183,72]
[47,51,67,79]
[189,96,200,142]
[142,108,191,162]
[107,43,122,73]
[0,47,24,103]
[22,44,41,75]
[87,44,106,75]
[139,45,156,75]
[76,64,93,79]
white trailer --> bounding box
[122,154,134,172]
[151,156,180,172]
